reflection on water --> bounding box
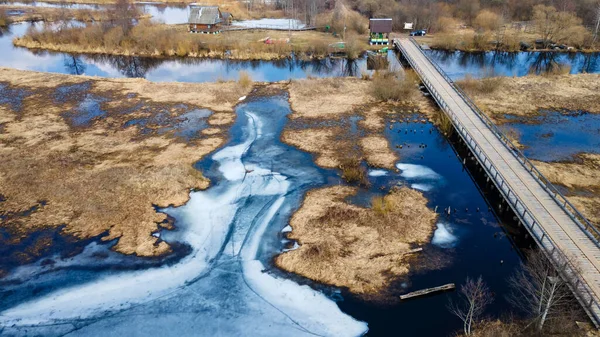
[427,49,600,79]
[0,22,383,82]
[501,110,600,162]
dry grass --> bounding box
[417,27,538,52]
[14,20,375,60]
[370,70,419,102]
[457,74,505,95]
[359,136,397,169]
[288,77,373,118]
[275,186,438,295]
[0,68,252,258]
[338,156,368,186]
[284,78,421,170]
[282,127,351,168]
[0,7,9,27]
[532,154,600,226]
[237,71,253,90]
[467,74,600,119]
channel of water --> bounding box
[0,84,537,335]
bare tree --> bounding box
[593,3,600,46]
[507,250,575,332]
[532,5,582,48]
[448,276,493,335]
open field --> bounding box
[275,186,438,295]
[0,67,251,262]
[13,21,377,60]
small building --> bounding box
[369,18,392,45]
[189,5,223,34]
[221,12,233,26]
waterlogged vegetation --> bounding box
[463,72,600,230]
[0,64,570,336]
[1,0,600,335]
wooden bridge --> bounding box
[394,37,600,328]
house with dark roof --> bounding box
[369,18,392,45]
[188,5,223,33]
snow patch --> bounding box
[243,260,368,336]
[368,169,388,177]
[432,223,458,248]
[281,225,292,233]
[396,163,441,180]
[411,183,433,192]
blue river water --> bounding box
[501,110,600,162]
[426,49,600,80]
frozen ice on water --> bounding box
[411,183,433,192]
[243,260,368,337]
[0,106,368,336]
[396,163,441,180]
[368,169,388,177]
[282,225,293,233]
[432,223,458,248]
[239,96,247,101]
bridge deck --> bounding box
[395,38,600,326]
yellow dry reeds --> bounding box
[275,185,438,295]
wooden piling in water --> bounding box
[399,283,455,300]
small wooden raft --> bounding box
[399,283,455,300]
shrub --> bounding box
[344,37,360,60]
[432,16,460,33]
[338,156,368,186]
[0,8,9,27]
[370,70,418,102]
[457,73,504,94]
[237,71,253,89]
[473,10,503,31]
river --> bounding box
[0,86,533,335]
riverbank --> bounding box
[460,73,600,121]
[275,186,438,296]
[13,21,373,60]
[0,67,252,264]
[415,29,599,53]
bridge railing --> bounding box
[405,37,600,246]
[394,39,600,327]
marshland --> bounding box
[1,0,600,336]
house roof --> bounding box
[369,18,392,33]
[189,5,222,25]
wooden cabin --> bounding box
[189,5,223,34]
[369,18,392,45]
[222,12,233,26]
